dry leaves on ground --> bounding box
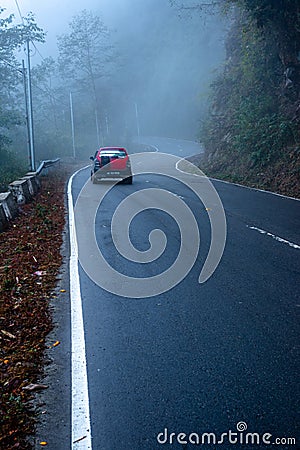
[0,165,76,449]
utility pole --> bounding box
[69,92,76,158]
[105,113,109,136]
[22,60,31,170]
[26,39,35,171]
[95,109,101,147]
[135,102,140,137]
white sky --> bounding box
[0,0,127,57]
[0,0,122,21]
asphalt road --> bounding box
[61,137,299,450]
[134,136,204,157]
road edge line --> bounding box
[209,176,300,202]
[175,160,300,202]
[68,168,92,449]
[247,225,300,250]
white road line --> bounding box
[68,169,92,450]
[209,177,300,202]
[161,136,204,146]
[247,226,300,250]
[145,144,159,152]
[176,159,300,202]
[175,160,299,250]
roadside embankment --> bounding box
[0,161,83,449]
[178,151,300,200]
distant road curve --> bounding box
[135,135,204,158]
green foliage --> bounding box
[200,3,299,174]
[57,10,113,96]
[0,8,45,190]
[0,147,27,191]
[232,110,296,167]
[30,57,74,160]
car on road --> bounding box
[90,147,133,184]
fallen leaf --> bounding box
[22,383,49,392]
[60,289,66,293]
[34,271,46,277]
[0,168,72,447]
[40,442,48,446]
[53,340,60,347]
[9,429,19,436]
[1,329,17,339]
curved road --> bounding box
[134,135,204,157]
[39,137,300,450]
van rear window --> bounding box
[100,151,126,158]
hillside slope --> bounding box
[199,1,300,198]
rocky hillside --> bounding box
[199,0,300,198]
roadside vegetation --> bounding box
[0,166,74,449]
[1,2,299,196]
[0,8,45,189]
[0,1,299,447]
[0,3,225,191]
[0,148,27,192]
[195,0,300,197]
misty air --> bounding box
[0,1,299,449]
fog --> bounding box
[1,0,227,157]
[107,0,226,138]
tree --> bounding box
[198,1,299,195]
[57,10,114,146]
[0,9,45,97]
[30,57,73,160]
[169,0,221,11]
[170,0,300,80]
[0,8,45,186]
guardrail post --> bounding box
[9,179,32,204]
[21,174,40,195]
[0,204,9,231]
[0,157,60,233]
[0,192,19,220]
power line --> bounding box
[11,2,59,101]
[14,0,24,24]
[32,42,46,61]
[0,56,23,75]
[13,0,46,62]
[12,1,46,61]
[12,1,49,170]
[0,55,68,106]
[1,8,70,111]
[13,6,54,92]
